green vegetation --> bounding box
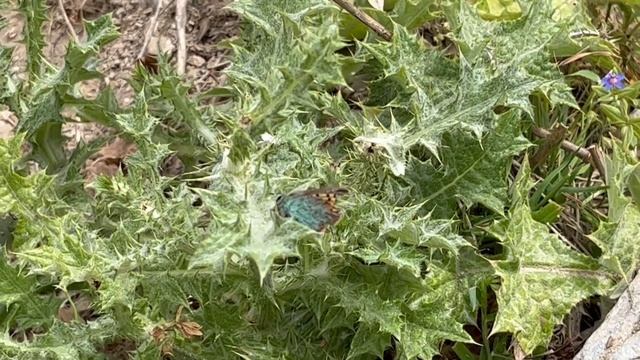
[1,0,640,359]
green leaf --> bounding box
[2,0,627,358]
[629,164,640,207]
[531,200,563,224]
[407,109,530,216]
[446,0,578,110]
[324,263,474,360]
[357,1,575,176]
[0,135,87,259]
[600,103,627,124]
[604,142,635,222]
[18,14,118,136]
[353,118,407,176]
[0,318,120,360]
[567,69,602,83]
[190,121,338,283]
[476,0,522,20]
[159,74,218,146]
[343,197,470,262]
[30,122,67,174]
[589,204,640,281]
[489,157,615,355]
[0,259,58,330]
[0,47,18,102]
[0,137,101,286]
[226,0,347,131]
[19,0,47,79]
[16,233,98,290]
[347,324,389,359]
[15,14,118,173]
[391,0,441,31]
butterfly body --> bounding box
[275,187,348,232]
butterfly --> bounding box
[275,187,349,232]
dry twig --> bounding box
[137,0,164,60]
[532,127,608,184]
[532,127,591,162]
[175,0,188,75]
[587,145,607,182]
[331,0,392,41]
[57,0,79,44]
[531,125,567,169]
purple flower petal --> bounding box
[601,71,626,91]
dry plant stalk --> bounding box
[57,0,79,43]
[175,0,188,75]
[331,0,392,41]
[137,0,164,59]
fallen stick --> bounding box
[531,127,592,164]
[532,127,607,182]
[331,0,392,41]
[137,0,163,60]
[175,0,187,75]
[57,0,79,44]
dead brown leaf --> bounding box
[151,324,175,359]
[175,321,203,339]
[151,326,168,344]
[161,342,174,359]
[160,153,185,177]
[57,292,95,323]
[0,110,18,140]
[83,137,137,195]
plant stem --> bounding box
[331,0,393,41]
[532,127,592,165]
[57,0,79,43]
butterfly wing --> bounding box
[277,188,348,232]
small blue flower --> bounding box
[601,71,625,91]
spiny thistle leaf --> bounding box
[602,142,636,222]
[226,0,347,130]
[191,121,339,283]
[0,260,58,329]
[0,318,120,360]
[489,157,616,354]
[353,122,407,177]
[19,14,119,136]
[347,323,389,359]
[0,134,72,249]
[0,47,16,101]
[18,0,47,79]
[16,14,118,173]
[0,0,630,358]
[589,205,640,283]
[589,143,640,282]
[406,109,530,216]
[322,263,474,360]
[391,0,442,31]
[358,1,576,166]
[342,196,470,264]
[446,0,578,110]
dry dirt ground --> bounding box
[0,0,238,180]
